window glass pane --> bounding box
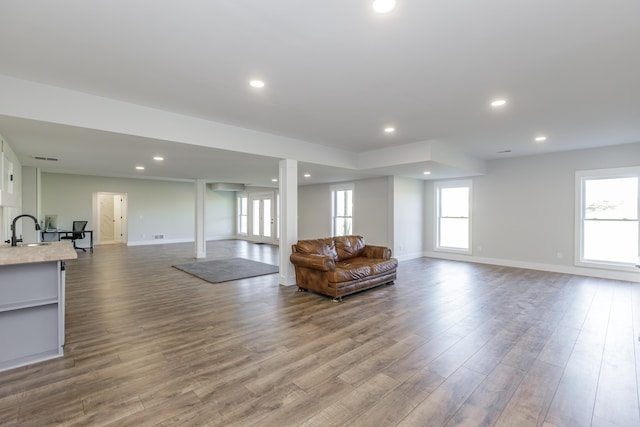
[441,187,469,218]
[240,197,247,215]
[345,190,352,216]
[336,191,345,216]
[585,177,637,220]
[341,218,352,235]
[581,174,639,265]
[334,217,352,236]
[335,190,353,216]
[439,218,469,249]
[263,199,271,237]
[240,217,247,234]
[584,220,638,264]
[252,200,260,236]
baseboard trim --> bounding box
[395,252,424,262]
[128,238,193,247]
[127,236,239,247]
[422,251,640,283]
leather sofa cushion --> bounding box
[329,262,372,282]
[295,238,338,260]
[335,235,366,260]
[329,257,397,283]
[371,258,398,275]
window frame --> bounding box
[435,179,472,254]
[331,183,354,237]
[236,193,248,236]
[575,167,640,271]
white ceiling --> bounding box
[0,0,639,186]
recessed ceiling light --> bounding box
[423,171,431,175]
[250,80,265,88]
[135,166,145,170]
[271,178,278,182]
[384,127,395,133]
[372,0,396,13]
[153,156,164,161]
[535,136,547,142]
[303,173,311,178]
[491,99,507,107]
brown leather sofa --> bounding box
[290,235,398,302]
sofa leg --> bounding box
[387,281,395,285]
[331,296,343,303]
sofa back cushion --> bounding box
[335,235,366,260]
[295,238,338,260]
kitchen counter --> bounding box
[0,241,77,372]
[0,241,77,265]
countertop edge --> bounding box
[0,242,79,266]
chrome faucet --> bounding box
[9,214,41,246]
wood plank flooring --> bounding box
[1,240,639,426]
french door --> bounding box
[250,193,275,243]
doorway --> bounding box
[94,192,128,245]
[249,192,275,244]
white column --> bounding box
[279,159,298,286]
[195,179,207,258]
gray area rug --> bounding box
[173,257,279,283]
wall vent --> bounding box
[153,234,165,239]
[34,156,59,161]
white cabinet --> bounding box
[0,261,65,371]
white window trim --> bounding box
[575,166,640,272]
[435,179,472,255]
[331,183,354,237]
[236,193,248,236]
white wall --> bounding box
[206,190,235,240]
[298,183,331,239]
[392,176,424,261]
[353,177,390,247]
[298,177,391,247]
[425,141,640,282]
[20,166,40,242]
[41,173,236,245]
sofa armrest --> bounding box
[290,252,336,271]
[362,245,392,260]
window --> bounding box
[237,195,248,235]
[577,168,639,268]
[332,184,353,236]
[436,180,471,253]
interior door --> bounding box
[96,192,127,244]
[99,194,115,243]
[250,193,275,243]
